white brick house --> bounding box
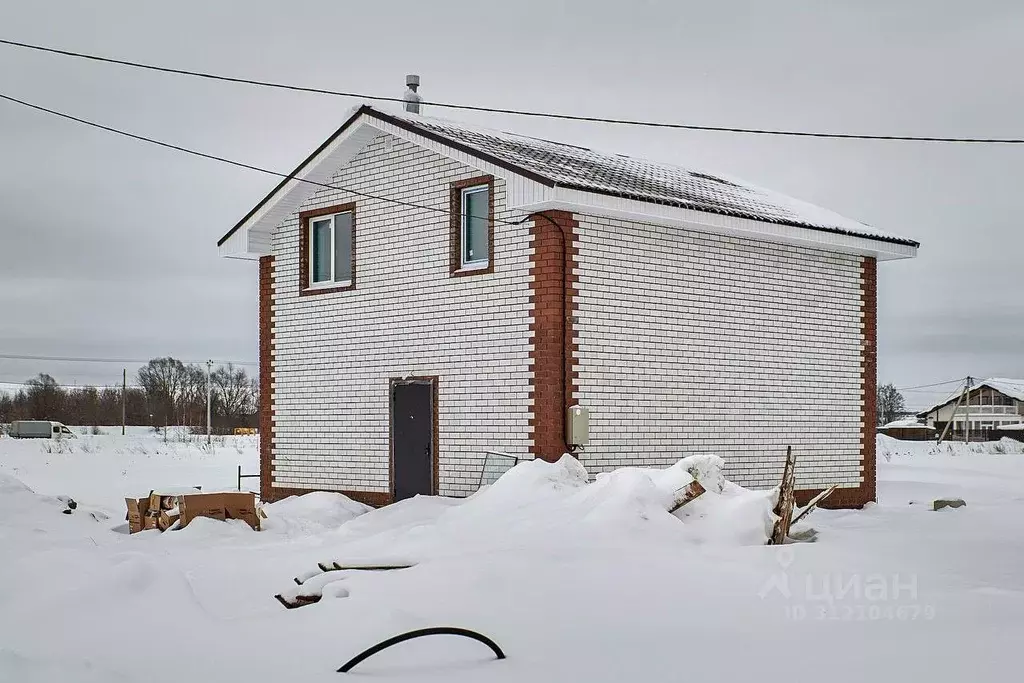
[219,104,918,508]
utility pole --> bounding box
[964,375,973,444]
[938,376,970,445]
[206,359,212,447]
[121,368,126,436]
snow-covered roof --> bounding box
[916,378,1024,417]
[880,418,935,430]
[381,109,917,247]
[220,105,919,252]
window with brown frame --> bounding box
[298,202,356,295]
[449,175,494,276]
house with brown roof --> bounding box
[219,86,918,509]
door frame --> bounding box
[389,376,440,500]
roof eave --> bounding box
[551,181,919,249]
[217,104,374,248]
[520,189,918,261]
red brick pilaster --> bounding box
[795,256,877,509]
[859,256,878,503]
[258,255,275,502]
[529,211,579,462]
[259,254,392,508]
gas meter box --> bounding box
[567,405,590,447]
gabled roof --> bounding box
[379,109,917,247]
[220,104,919,249]
[916,378,1024,416]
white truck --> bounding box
[7,420,76,439]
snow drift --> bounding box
[321,453,777,564]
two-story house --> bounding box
[218,94,918,509]
[918,378,1024,437]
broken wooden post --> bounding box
[668,480,706,513]
[769,446,796,545]
[790,484,837,527]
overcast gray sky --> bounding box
[1,0,1021,410]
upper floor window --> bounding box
[299,202,356,295]
[461,186,490,268]
[450,175,494,277]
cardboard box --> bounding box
[125,497,147,534]
[125,490,259,533]
[178,492,260,531]
[158,510,180,531]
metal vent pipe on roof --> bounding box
[403,75,422,114]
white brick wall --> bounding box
[269,132,533,497]
[572,214,866,491]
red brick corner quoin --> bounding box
[795,255,877,509]
[258,255,275,503]
[258,254,390,507]
[528,211,580,463]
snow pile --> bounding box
[878,433,1024,460]
[447,453,774,541]
[327,454,776,563]
[261,491,372,536]
[0,472,113,549]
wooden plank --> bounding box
[769,446,796,545]
[791,485,838,527]
[668,480,706,513]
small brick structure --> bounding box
[225,105,919,509]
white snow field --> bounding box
[2,432,1024,683]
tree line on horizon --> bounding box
[0,357,258,431]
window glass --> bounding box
[463,187,489,265]
[311,218,332,283]
[334,212,353,283]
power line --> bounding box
[894,377,966,392]
[2,37,1023,144]
[0,352,257,366]
[0,379,139,390]
[0,91,525,228]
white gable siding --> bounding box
[572,214,865,491]
[269,132,533,497]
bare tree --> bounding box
[178,364,208,427]
[136,358,188,427]
[0,392,13,424]
[25,373,65,419]
[212,364,253,426]
[877,383,907,426]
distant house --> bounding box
[878,418,935,441]
[917,378,1024,438]
[218,93,918,509]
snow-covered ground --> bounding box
[2,432,1023,683]
[0,428,259,511]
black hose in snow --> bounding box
[337,626,506,673]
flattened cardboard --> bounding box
[178,492,259,531]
